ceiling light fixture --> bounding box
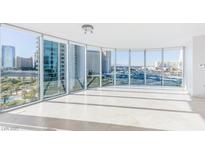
[82,24,94,34]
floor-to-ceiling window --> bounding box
[101,48,115,86]
[43,38,66,98]
[130,50,145,85]
[163,47,183,86]
[69,43,85,92]
[86,46,100,88]
[0,25,40,110]
[146,49,163,86]
[116,50,129,85]
[0,25,186,112]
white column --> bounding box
[162,48,164,86]
[100,48,102,87]
[58,43,61,94]
[114,49,117,86]
[144,49,147,85]
[182,46,185,87]
[84,45,87,90]
[66,41,70,94]
[128,49,131,86]
[40,34,44,100]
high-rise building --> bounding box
[16,56,33,69]
[2,45,15,68]
[69,44,85,91]
[33,37,40,69]
[87,50,100,75]
[33,51,39,69]
[102,50,111,73]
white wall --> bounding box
[192,35,205,98]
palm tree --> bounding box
[13,83,22,95]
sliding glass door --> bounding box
[43,38,66,98]
[69,43,85,92]
[86,46,100,88]
[146,49,163,86]
[101,48,115,86]
[116,50,129,85]
[130,50,145,85]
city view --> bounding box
[0,27,40,110]
[113,60,182,86]
[102,49,183,86]
[87,48,101,88]
[0,46,39,109]
[43,40,66,98]
[0,25,183,111]
[81,49,183,87]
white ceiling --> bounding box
[12,23,205,49]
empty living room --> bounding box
[1,0,205,153]
[0,23,204,131]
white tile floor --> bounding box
[5,86,205,130]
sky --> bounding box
[1,27,39,58]
[115,49,182,66]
